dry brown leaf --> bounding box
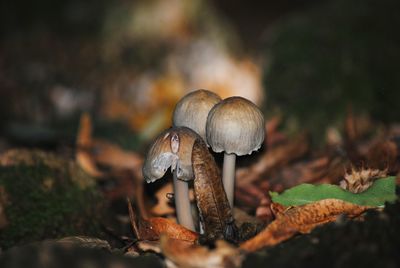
[240,199,370,252]
[140,217,198,243]
[270,202,286,217]
[340,167,388,193]
[89,139,143,177]
[76,152,104,177]
[76,113,144,178]
[128,198,198,243]
[76,113,104,177]
[161,235,243,268]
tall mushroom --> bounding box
[142,127,197,231]
[172,89,221,143]
[206,96,265,208]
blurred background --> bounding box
[0,0,399,149]
[1,0,400,262]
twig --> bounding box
[127,197,141,240]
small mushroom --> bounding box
[206,96,265,208]
[172,89,221,143]
[143,127,198,231]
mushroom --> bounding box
[172,89,221,143]
[142,127,198,231]
[206,96,265,208]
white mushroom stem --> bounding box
[173,169,195,231]
[222,152,236,208]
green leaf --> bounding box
[270,177,397,207]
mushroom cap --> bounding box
[142,127,200,183]
[172,89,221,142]
[206,96,265,156]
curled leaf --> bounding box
[128,198,198,243]
[240,199,370,252]
[142,217,199,242]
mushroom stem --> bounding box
[222,152,236,208]
[173,169,195,231]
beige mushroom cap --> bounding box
[142,127,200,183]
[206,96,265,156]
[172,89,221,142]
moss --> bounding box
[0,151,104,249]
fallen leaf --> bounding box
[76,113,144,178]
[76,113,104,177]
[89,139,143,178]
[240,199,371,252]
[161,235,243,268]
[270,177,396,207]
[76,152,104,177]
[128,198,198,243]
[340,167,388,193]
[140,217,198,243]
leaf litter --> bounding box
[2,108,400,268]
[74,112,399,267]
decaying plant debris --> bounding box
[1,109,399,268]
[240,199,371,252]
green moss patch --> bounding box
[0,151,104,249]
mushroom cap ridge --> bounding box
[206,96,265,156]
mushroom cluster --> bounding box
[142,89,265,239]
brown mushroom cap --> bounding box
[172,89,221,142]
[206,96,265,156]
[142,127,200,183]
